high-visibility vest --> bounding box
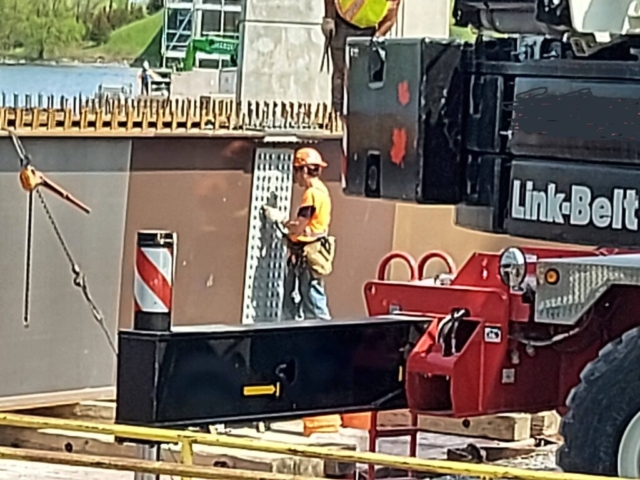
[335,0,389,29]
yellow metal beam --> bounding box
[0,413,620,480]
[0,99,343,136]
[0,446,325,480]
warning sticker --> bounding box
[484,326,502,343]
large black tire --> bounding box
[558,326,640,476]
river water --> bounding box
[0,64,140,106]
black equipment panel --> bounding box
[505,159,640,246]
[343,34,640,247]
[116,318,426,428]
[344,37,465,204]
[455,155,511,233]
[508,77,640,163]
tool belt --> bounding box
[287,236,336,278]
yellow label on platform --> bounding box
[243,383,281,397]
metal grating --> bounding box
[535,254,640,325]
[241,148,294,324]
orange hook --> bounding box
[19,166,91,214]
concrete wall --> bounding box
[391,0,451,38]
[118,137,395,328]
[0,137,129,408]
[389,205,590,280]
[171,69,222,99]
[235,0,452,103]
[237,0,331,103]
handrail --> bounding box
[417,250,457,278]
[376,251,419,281]
[0,412,624,480]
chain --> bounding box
[4,128,117,356]
[35,189,117,355]
[6,128,31,168]
[23,191,34,327]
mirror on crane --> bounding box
[499,247,527,290]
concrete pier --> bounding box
[236,0,452,104]
[237,0,330,104]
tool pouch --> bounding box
[303,236,336,278]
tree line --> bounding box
[0,0,163,60]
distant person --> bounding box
[322,0,402,116]
[138,60,159,96]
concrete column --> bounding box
[235,0,451,104]
[391,0,451,38]
[236,0,331,104]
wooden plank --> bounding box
[530,411,561,437]
[418,413,532,442]
[0,388,115,413]
[376,410,541,442]
[23,401,116,424]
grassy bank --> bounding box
[84,11,164,64]
[0,10,163,66]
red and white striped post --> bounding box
[133,230,176,332]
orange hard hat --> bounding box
[293,147,328,168]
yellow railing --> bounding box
[0,413,623,480]
[0,445,324,480]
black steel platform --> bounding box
[116,317,428,428]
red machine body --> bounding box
[365,248,640,418]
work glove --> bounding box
[321,17,335,40]
[262,205,287,224]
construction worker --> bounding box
[322,0,402,116]
[263,147,335,321]
[138,60,161,96]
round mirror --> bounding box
[499,247,527,290]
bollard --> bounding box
[133,230,176,332]
[133,230,175,479]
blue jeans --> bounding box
[282,257,331,321]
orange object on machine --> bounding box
[341,412,374,430]
[302,414,342,436]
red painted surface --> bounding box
[365,247,640,417]
[135,246,173,310]
[417,251,456,278]
[390,128,407,166]
[398,81,411,106]
[376,251,419,281]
